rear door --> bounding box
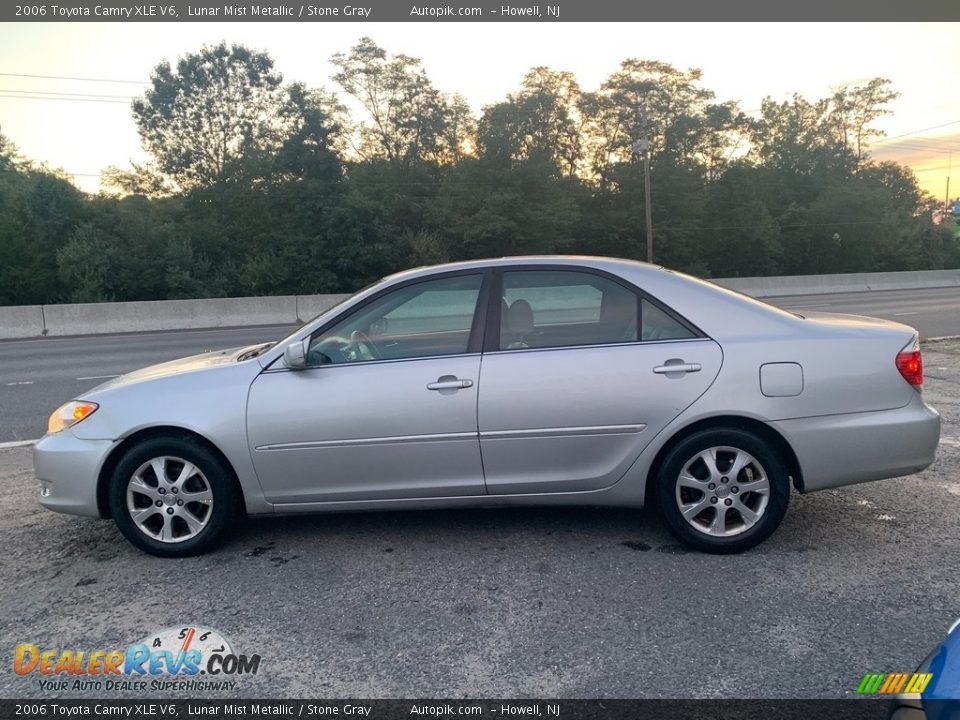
[478,267,722,495]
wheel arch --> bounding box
[96,425,245,519]
[643,414,804,508]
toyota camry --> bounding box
[34,256,941,556]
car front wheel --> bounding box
[656,428,790,554]
[108,436,239,557]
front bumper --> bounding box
[771,391,941,493]
[33,431,115,518]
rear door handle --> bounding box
[427,377,474,390]
[653,362,702,374]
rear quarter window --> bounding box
[642,299,696,341]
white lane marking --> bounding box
[893,311,919,316]
[76,374,119,381]
[941,438,960,448]
[0,324,295,346]
[5,381,34,386]
[0,439,37,449]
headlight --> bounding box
[47,401,99,434]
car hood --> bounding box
[87,345,253,394]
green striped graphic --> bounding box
[857,672,933,694]
[857,673,886,694]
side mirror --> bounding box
[283,338,310,370]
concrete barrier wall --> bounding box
[296,294,352,323]
[2,269,959,339]
[0,293,354,339]
[0,305,45,339]
[43,295,299,336]
[713,269,960,298]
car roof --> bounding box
[384,255,664,282]
[263,254,804,361]
[378,255,809,342]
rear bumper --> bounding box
[33,431,114,518]
[771,392,941,493]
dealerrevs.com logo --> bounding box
[13,626,262,692]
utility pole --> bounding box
[946,151,952,215]
[642,142,653,264]
[633,108,654,263]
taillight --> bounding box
[896,349,923,388]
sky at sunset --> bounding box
[0,22,957,201]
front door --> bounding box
[247,272,488,505]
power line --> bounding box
[2,71,954,195]
[0,88,135,100]
[883,134,960,146]
[901,163,956,173]
[0,72,147,85]
[873,138,960,152]
[874,120,960,145]
[0,94,131,104]
[1,70,956,143]
[872,143,960,156]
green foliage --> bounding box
[478,67,586,176]
[131,42,289,190]
[429,154,586,259]
[331,37,457,168]
[0,46,956,308]
[701,165,782,277]
[275,83,346,182]
[0,137,86,304]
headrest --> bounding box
[600,289,635,323]
[506,299,534,336]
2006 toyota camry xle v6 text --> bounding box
[33,256,941,557]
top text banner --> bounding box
[4,0,960,21]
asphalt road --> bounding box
[1,286,959,443]
[0,324,296,443]
[1,340,958,699]
[771,286,960,339]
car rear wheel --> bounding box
[109,437,240,557]
[656,428,790,554]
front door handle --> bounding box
[427,377,474,391]
[653,361,702,375]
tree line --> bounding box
[0,38,956,306]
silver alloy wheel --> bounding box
[126,455,213,543]
[674,446,770,538]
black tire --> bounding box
[655,428,790,554]
[109,436,240,557]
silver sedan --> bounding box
[34,256,941,556]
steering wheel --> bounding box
[349,330,383,361]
